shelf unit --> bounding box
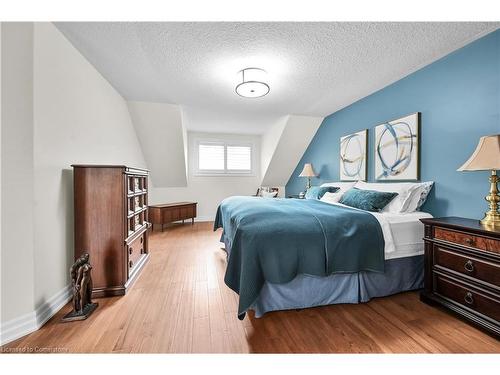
[72,165,150,298]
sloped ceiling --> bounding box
[127,101,187,187]
[261,115,324,186]
[55,22,499,135]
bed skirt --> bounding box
[249,255,424,317]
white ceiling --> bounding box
[55,22,499,134]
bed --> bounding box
[214,184,432,319]
[249,210,431,317]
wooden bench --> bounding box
[148,202,197,231]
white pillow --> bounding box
[319,182,356,205]
[320,191,345,204]
[405,182,434,212]
[261,191,278,198]
[320,181,356,190]
[354,181,423,213]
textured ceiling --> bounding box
[55,22,499,134]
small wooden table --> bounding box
[149,202,197,231]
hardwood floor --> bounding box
[2,221,499,353]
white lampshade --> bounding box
[457,135,500,171]
[299,163,317,177]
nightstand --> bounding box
[420,217,500,337]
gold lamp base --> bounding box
[480,170,500,227]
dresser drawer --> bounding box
[434,274,500,322]
[128,233,145,270]
[434,245,500,288]
[434,227,500,254]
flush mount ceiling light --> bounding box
[235,68,270,98]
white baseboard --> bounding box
[194,216,213,222]
[0,284,72,346]
[35,284,72,328]
[0,311,37,347]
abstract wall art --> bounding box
[374,112,420,181]
[340,129,367,181]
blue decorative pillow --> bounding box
[305,186,339,200]
[339,188,398,212]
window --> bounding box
[198,143,225,171]
[227,145,251,171]
[195,139,253,175]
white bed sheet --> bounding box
[322,201,432,260]
[376,211,432,260]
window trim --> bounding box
[194,138,255,176]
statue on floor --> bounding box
[62,252,98,322]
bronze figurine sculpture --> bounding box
[62,252,98,322]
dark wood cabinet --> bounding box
[149,202,197,231]
[420,217,500,337]
[72,165,150,298]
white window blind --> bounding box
[227,145,251,171]
[198,143,225,171]
[196,140,253,175]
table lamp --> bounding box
[299,163,317,190]
[457,134,500,227]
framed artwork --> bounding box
[340,129,367,181]
[374,112,420,181]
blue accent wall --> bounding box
[286,29,500,219]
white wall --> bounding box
[32,22,147,310]
[127,101,187,188]
[261,115,323,187]
[150,132,261,220]
[1,22,148,344]
[0,22,2,328]
[261,116,287,181]
[1,23,36,326]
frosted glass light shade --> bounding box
[235,68,270,98]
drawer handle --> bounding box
[129,260,133,268]
[464,292,474,305]
[464,260,474,273]
[129,248,133,255]
[464,238,474,246]
[140,237,143,244]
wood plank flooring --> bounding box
[2,222,499,353]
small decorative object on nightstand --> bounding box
[457,134,500,227]
[420,217,500,337]
[299,163,317,191]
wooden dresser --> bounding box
[149,202,197,231]
[420,217,500,337]
[72,165,151,298]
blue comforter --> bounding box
[214,196,385,318]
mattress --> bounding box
[221,201,432,261]
[247,210,432,317]
[319,200,432,259]
[376,211,433,260]
[219,202,432,317]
